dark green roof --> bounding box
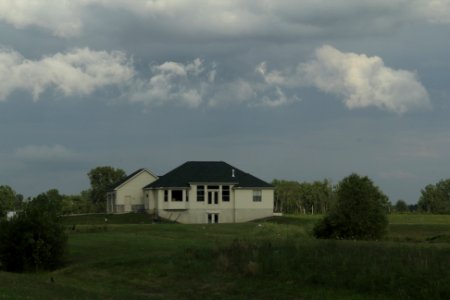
[145,161,272,189]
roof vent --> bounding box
[232,169,235,178]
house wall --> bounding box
[234,189,274,222]
[114,171,157,213]
[150,184,274,224]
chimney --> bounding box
[232,169,235,178]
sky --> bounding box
[1,1,450,203]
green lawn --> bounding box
[1,213,450,299]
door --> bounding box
[207,191,219,204]
[208,213,219,224]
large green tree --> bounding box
[313,173,388,240]
[0,185,16,219]
[418,179,450,213]
[88,166,126,212]
[0,192,67,272]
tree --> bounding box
[418,179,450,213]
[14,194,24,210]
[0,192,67,272]
[272,179,335,214]
[0,185,16,219]
[313,173,388,240]
[394,199,409,213]
[88,166,126,212]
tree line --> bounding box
[0,166,126,218]
[2,167,450,217]
[272,177,450,215]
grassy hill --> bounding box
[1,213,450,299]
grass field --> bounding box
[1,213,450,299]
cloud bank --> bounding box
[14,144,77,163]
[0,44,431,113]
[0,1,448,38]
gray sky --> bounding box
[1,1,450,203]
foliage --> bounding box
[0,192,67,272]
[418,179,450,213]
[0,185,16,219]
[2,214,450,300]
[314,173,388,240]
[87,166,126,212]
[272,179,335,214]
[394,199,409,213]
[61,190,95,215]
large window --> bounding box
[253,190,262,202]
[222,186,230,202]
[197,185,205,201]
[171,190,183,202]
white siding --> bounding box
[151,184,274,224]
[114,170,157,213]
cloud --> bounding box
[14,144,77,163]
[129,58,207,107]
[0,47,134,101]
[0,0,84,37]
[300,45,431,114]
[130,58,300,108]
[419,0,450,23]
[0,1,446,39]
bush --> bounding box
[313,173,388,240]
[0,193,67,272]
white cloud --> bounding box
[0,0,84,37]
[130,58,206,107]
[419,0,450,23]
[300,45,431,114]
[14,144,77,162]
[0,47,134,101]
[130,58,300,108]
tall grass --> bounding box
[214,238,450,299]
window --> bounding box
[253,190,262,202]
[164,190,169,202]
[222,186,230,202]
[172,190,183,202]
[197,185,205,201]
[208,185,219,190]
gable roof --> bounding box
[109,168,157,191]
[145,161,272,189]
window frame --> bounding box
[197,185,205,202]
[252,190,262,202]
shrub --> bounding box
[0,193,67,272]
[313,173,388,240]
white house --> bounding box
[106,168,158,213]
[107,161,274,224]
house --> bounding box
[106,168,158,213]
[145,161,274,224]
